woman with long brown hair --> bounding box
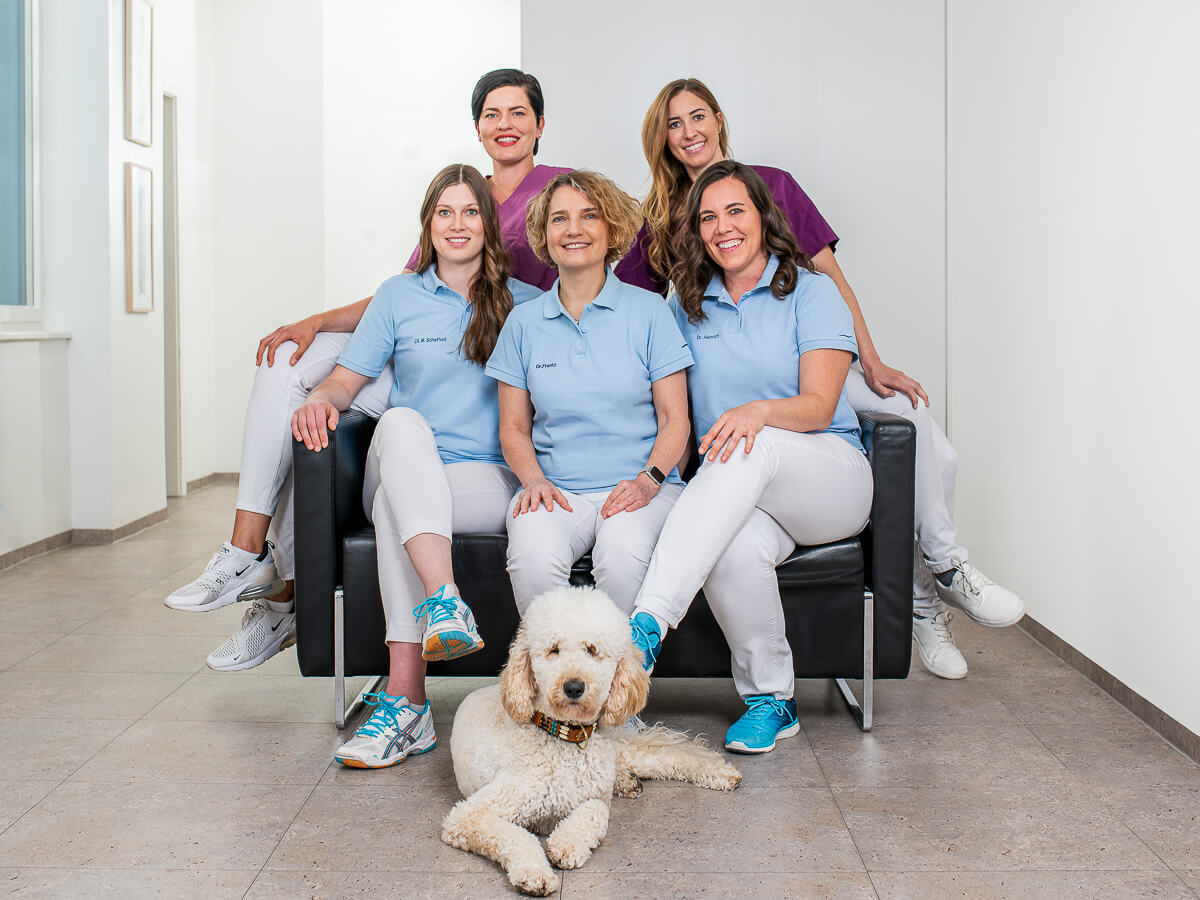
[628,161,873,754]
[289,164,540,769]
[617,79,1023,680]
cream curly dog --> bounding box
[442,586,741,896]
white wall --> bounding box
[522,0,948,417]
[947,1,1200,735]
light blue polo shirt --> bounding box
[485,269,694,492]
[337,268,541,465]
[670,256,863,452]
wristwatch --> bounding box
[637,464,666,485]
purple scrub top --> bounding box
[613,164,839,296]
[407,164,573,291]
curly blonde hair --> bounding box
[526,170,642,267]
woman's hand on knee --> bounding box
[514,480,572,516]
[699,402,768,463]
[861,357,929,408]
[257,314,323,367]
[600,478,657,519]
[291,399,339,451]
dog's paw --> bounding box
[698,761,743,791]
[545,834,592,870]
[613,771,643,798]
[508,861,559,896]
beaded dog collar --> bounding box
[531,711,595,748]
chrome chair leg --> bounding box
[332,587,383,728]
[835,589,875,731]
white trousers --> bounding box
[235,332,392,579]
[506,483,685,616]
[636,428,874,700]
[842,366,963,611]
[363,407,520,644]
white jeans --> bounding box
[363,407,520,644]
[636,428,873,700]
[506,482,685,616]
[842,366,962,612]
[235,332,392,579]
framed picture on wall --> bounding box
[124,0,153,146]
[125,163,154,313]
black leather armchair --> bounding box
[293,411,915,730]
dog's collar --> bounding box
[531,711,595,748]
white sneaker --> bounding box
[412,586,484,662]
[206,598,296,671]
[334,693,436,769]
[913,611,968,679]
[934,558,1025,628]
[165,542,284,612]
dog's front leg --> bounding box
[545,797,610,869]
[442,782,558,896]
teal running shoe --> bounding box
[413,586,484,662]
[629,611,663,671]
[724,694,800,754]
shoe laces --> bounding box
[412,587,458,625]
[954,559,994,597]
[237,600,269,631]
[193,547,236,593]
[929,610,955,642]
[630,614,662,653]
[742,694,792,722]
[355,693,406,739]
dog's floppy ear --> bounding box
[600,645,651,725]
[499,632,537,723]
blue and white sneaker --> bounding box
[724,695,800,754]
[413,586,484,662]
[334,692,436,769]
[630,611,663,672]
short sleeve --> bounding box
[508,278,543,307]
[337,282,399,378]
[484,314,529,390]
[794,274,858,362]
[646,297,694,382]
[761,168,840,258]
[615,224,669,296]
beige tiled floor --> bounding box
[0,483,1196,898]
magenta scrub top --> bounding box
[407,164,573,291]
[614,164,839,296]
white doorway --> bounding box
[162,93,184,497]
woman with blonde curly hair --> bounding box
[289,164,541,769]
[617,78,1023,681]
[486,171,694,614]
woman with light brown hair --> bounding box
[486,171,694,615]
[617,79,1023,681]
[289,164,541,769]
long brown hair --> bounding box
[641,78,731,283]
[672,160,815,324]
[412,164,513,365]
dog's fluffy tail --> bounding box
[611,723,741,793]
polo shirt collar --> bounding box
[542,267,619,319]
[418,265,467,304]
[703,255,782,306]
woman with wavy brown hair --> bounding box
[628,161,874,754]
[486,171,693,616]
[617,78,1023,680]
[289,164,541,769]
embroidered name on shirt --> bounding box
[535,362,557,369]
[696,333,721,340]
[415,336,449,344]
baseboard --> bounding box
[0,529,72,571]
[185,472,239,492]
[0,507,169,570]
[1020,615,1199,764]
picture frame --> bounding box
[125,162,154,313]
[124,0,153,146]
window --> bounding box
[1,0,33,314]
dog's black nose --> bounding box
[563,680,585,700]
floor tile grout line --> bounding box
[241,760,337,900]
[0,777,66,843]
[801,722,874,880]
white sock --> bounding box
[265,596,294,614]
